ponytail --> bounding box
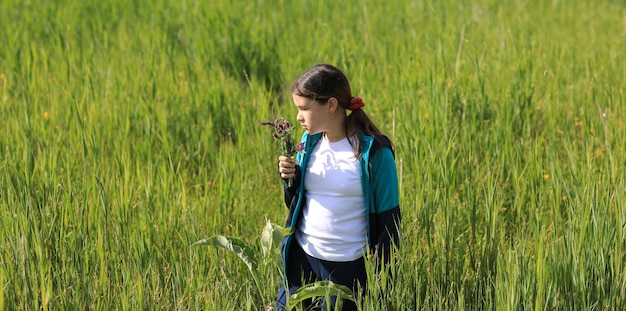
[344,98,388,158]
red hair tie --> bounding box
[348,97,365,111]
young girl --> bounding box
[275,64,401,310]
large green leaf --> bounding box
[192,236,259,283]
[288,280,355,310]
[260,220,275,258]
[260,220,287,258]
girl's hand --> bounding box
[278,156,297,179]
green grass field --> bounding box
[1,0,625,309]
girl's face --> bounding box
[293,94,332,135]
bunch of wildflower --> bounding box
[260,117,295,157]
[260,117,297,186]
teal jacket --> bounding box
[281,131,401,270]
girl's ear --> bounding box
[327,97,339,114]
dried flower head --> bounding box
[295,142,305,154]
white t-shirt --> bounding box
[296,135,367,262]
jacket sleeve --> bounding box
[282,165,301,209]
[369,146,401,266]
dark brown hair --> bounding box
[292,64,388,157]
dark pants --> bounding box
[276,241,367,310]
